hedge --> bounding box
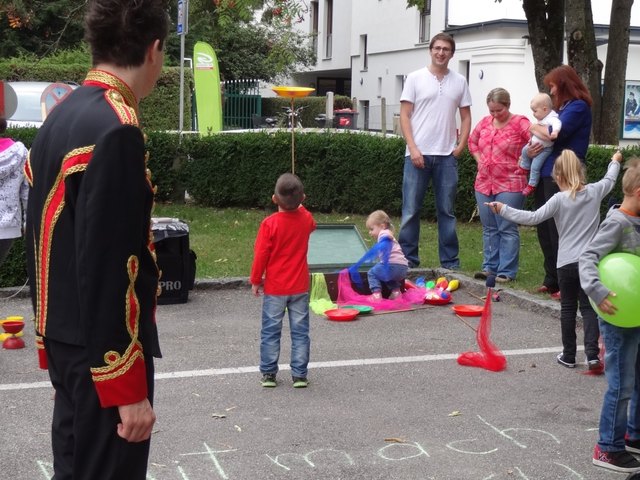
[0,64,192,131]
[1,127,632,287]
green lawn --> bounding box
[153,203,545,295]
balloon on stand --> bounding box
[592,252,640,328]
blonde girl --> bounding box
[489,149,622,370]
[364,210,409,300]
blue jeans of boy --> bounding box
[398,154,459,269]
[597,319,640,452]
[474,190,524,280]
[260,293,310,378]
[367,263,409,293]
[520,144,552,188]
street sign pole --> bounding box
[177,0,189,137]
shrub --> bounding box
[0,60,192,131]
[3,124,634,287]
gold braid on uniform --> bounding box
[84,69,139,126]
[91,255,144,381]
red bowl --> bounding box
[1,321,24,334]
[325,308,359,321]
[424,297,452,306]
[2,335,25,349]
[452,305,484,317]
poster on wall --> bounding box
[623,81,640,139]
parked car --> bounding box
[6,81,77,128]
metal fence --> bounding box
[357,101,401,135]
[223,79,261,130]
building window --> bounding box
[419,0,431,44]
[311,1,318,54]
[360,100,369,130]
[360,34,368,71]
[459,60,470,82]
[396,75,406,102]
[317,77,351,97]
[325,0,333,59]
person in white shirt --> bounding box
[398,32,472,270]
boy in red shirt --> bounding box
[250,173,316,388]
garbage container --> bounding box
[333,109,358,129]
[152,218,196,305]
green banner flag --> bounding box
[193,41,223,134]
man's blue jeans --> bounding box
[597,319,640,451]
[367,263,409,293]
[260,293,310,378]
[474,190,524,279]
[398,154,459,269]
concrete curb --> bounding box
[1,269,562,319]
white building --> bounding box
[289,0,640,143]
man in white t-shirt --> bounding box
[398,32,472,269]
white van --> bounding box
[6,81,77,128]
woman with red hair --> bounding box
[526,65,592,300]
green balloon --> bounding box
[593,252,640,328]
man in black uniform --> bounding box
[25,1,168,478]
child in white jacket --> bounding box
[0,118,29,266]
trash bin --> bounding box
[152,218,196,305]
[333,109,359,129]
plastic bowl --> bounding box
[424,297,452,306]
[272,86,315,98]
[340,305,374,314]
[452,305,484,317]
[1,321,25,334]
[325,308,359,321]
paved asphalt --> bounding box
[0,271,635,480]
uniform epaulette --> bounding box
[104,89,139,126]
[83,69,139,126]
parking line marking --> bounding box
[0,345,583,392]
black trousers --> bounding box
[557,263,600,361]
[44,337,154,480]
[534,177,560,292]
[0,238,15,267]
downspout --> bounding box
[445,0,449,29]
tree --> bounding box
[597,0,634,144]
[164,0,315,81]
[565,0,602,140]
[490,0,634,144]
[521,0,565,91]
[0,1,86,58]
[1,0,314,83]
